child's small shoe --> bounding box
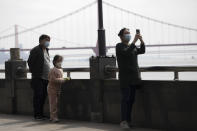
[52,118,59,123]
[120,121,130,129]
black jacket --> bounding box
[27,45,49,78]
[116,42,145,87]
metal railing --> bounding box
[62,68,90,78]
[105,66,197,80]
[140,66,197,80]
[0,69,5,73]
[0,66,197,80]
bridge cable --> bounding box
[103,1,197,32]
[0,1,97,40]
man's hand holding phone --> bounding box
[132,29,141,44]
[134,29,144,44]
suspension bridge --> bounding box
[0,0,197,62]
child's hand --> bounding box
[64,77,71,81]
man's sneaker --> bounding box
[120,121,130,129]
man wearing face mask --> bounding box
[28,34,51,120]
[116,28,145,129]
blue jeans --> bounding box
[121,85,136,122]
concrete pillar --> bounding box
[5,48,27,79]
[90,79,104,123]
[5,48,27,114]
[10,48,20,60]
[89,56,116,122]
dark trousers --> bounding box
[121,85,136,122]
[31,78,48,117]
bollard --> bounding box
[89,56,116,122]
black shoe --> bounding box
[34,116,47,121]
[129,123,136,128]
[41,115,49,120]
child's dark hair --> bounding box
[39,34,50,43]
[53,55,63,66]
[118,28,128,37]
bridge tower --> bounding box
[14,25,19,48]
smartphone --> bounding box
[136,29,140,34]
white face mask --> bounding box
[124,34,131,42]
[56,62,62,68]
[44,41,50,48]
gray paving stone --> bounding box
[0,114,162,131]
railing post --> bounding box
[174,71,179,80]
[67,72,71,78]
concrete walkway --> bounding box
[0,114,162,131]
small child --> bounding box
[48,55,70,122]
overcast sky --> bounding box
[0,0,196,32]
[0,0,197,50]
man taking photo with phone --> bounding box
[116,28,146,129]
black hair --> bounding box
[39,34,50,43]
[53,55,63,66]
[118,28,129,37]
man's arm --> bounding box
[27,49,37,72]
